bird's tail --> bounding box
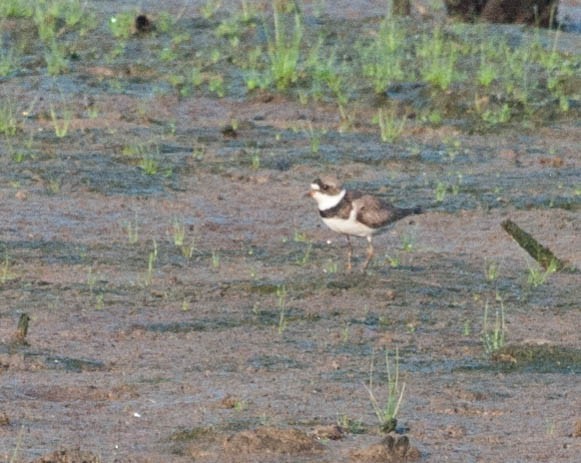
[398,206,422,220]
[410,206,422,215]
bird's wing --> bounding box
[354,195,397,229]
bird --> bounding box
[308,176,422,271]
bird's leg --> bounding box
[345,235,353,272]
[363,237,374,271]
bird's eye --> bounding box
[322,184,329,191]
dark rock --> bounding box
[443,0,487,21]
[30,448,100,463]
[392,0,411,16]
[135,14,153,33]
[482,0,559,27]
[444,0,559,27]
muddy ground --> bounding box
[1,1,580,462]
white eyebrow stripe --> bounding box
[310,183,320,190]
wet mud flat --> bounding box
[1,1,581,462]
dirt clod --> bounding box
[573,420,581,438]
[223,427,324,455]
[310,424,346,440]
[0,411,10,426]
[220,394,244,409]
[350,434,420,462]
[30,448,101,463]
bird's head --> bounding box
[308,176,345,210]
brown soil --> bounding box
[1,1,580,463]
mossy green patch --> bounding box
[492,344,581,374]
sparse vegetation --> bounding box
[86,266,98,296]
[1,251,15,283]
[211,250,220,269]
[276,284,287,335]
[46,176,62,195]
[373,108,406,143]
[139,155,159,176]
[0,0,574,131]
[170,218,186,247]
[109,12,135,39]
[482,298,506,355]
[303,121,323,153]
[527,259,558,288]
[359,16,407,94]
[485,259,500,282]
[264,6,303,90]
[0,0,33,18]
[336,414,365,434]
[418,26,462,90]
[323,259,338,274]
[463,319,472,336]
[365,348,406,433]
[201,0,222,20]
[0,98,20,136]
[144,239,158,286]
[296,241,312,266]
[0,47,17,77]
[250,149,261,169]
[434,181,447,203]
[123,214,140,244]
[9,425,25,463]
[385,253,400,268]
[49,105,72,137]
[400,233,415,252]
[169,218,196,258]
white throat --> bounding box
[313,188,346,211]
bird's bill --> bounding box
[305,183,321,198]
[306,183,320,198]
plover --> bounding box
[308,176,421,271]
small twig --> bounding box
[501,219,570,271]
[14,313,30,345]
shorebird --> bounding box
[308,176,421,271]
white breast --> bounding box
[322,211,374,238]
